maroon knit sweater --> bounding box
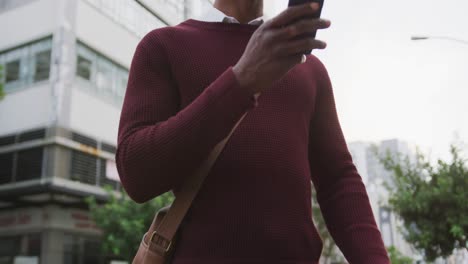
[116,19,390,264]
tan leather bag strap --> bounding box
[144,112,248,253]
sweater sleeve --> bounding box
[307,56,390,263]
[116,31,257,203]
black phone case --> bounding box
[288,0,325,54]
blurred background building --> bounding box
[0,0,214,263]
[348,139,420,260]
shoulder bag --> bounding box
[132,112,248,264]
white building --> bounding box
[0,0,213,263]
[348,139,419,259]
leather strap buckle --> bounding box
[149,231,172,252]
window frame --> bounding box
[76,55,92,81]
[75,41,129,107]
[76,44,97,86]
[0,36,53,93]
[30,38,53,83]
[5,59,20,83]
[1,46,28,91]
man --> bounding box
[116,0,391,263]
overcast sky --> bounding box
[263,0,468,163]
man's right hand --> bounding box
[232,2,331,95]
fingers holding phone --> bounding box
[285,0,328,55]
[270,1,330,57]
[232,1,331,95]
[271,16,330,58]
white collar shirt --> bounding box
[197,4,265,26]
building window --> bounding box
[99,158,119,189]
[96,58,113,96]
[16,147,43,182]
[30,37,53,84]
[0,234,41,263]
[0,128,120,189]
[0,36,52,92]
[82,239,101,264]
[34,49,51,82]
[0,236,20,263]
[71,151,97,185]
[0,135,15,147]
[76,42,128,107]
[76,56,92,80]
[63,234,80,264]
[18,128,46,142]
[63,234,104,264]
[0,149,43,184]
[26,234,41,257]
[5,60,20,83]
[0,153,14,184]
[0,128,46,185]
[115,67,128,98]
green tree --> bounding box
[85,187,175,262]
[387,246,413,264]
[311,189,346,264]
[0,65,5,100]
[374,144,468,261]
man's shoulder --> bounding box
[304,54,331,80]
[145,20,198,38]
[141,26,177,42]
[305,54,327,71]
[304,54,332,89]
[139,22,195,48]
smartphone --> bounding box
[288,0,325,54]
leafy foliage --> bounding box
[375,144,468,261]
[85,186,175,262]
[387,246,413,264]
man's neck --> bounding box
[213,0,263,24]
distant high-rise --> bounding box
[348,139,417,258]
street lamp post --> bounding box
[411,35,468,46]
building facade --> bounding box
[0,0,212,263]
[348,139,419,260]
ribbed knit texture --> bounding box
[116,18,390,264]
